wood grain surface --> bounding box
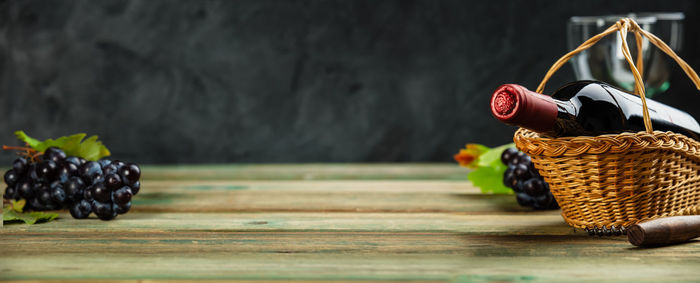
[2,164,700,282]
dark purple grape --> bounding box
[103,164,118,176]
[113,186,132,205]
[523,179,546,196]
[43,147,67,163]
[27,164,38,181]
[513,164,531,180]
[118,164,140,184]
[64,156,81,166]
[503,166,516,188]
[90,174,105,185]
[38,190,53,206]
[57,162,79,183]
[98,159,111,168]
[131,181,140,195]
[65,177,85,201]
[17,180,34,199]
[112,160,126,169]
[515,192,533,207]
[77,157,87,165]
[518,154,532,166]
[513,179,524,193]
[12,158,28,176]
[93,201,115,220]
[70,200,92,219]
[83,186,94,202]
[50,186,66,204]
[501,148,519,165]
[28,198,44,211]
[105,173,122,190]
[509,152,525,165]
[36,160,58,180]
[115,201,131,214]
[4,169,19,187]
[92,183,111,203]
[4,186,18,200]
[79,161,102,180]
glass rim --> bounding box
[569,12,684,25]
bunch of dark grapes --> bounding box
[501,148,558,210]
[3,147,141,220]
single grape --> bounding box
[112,160,126,169]
[518,154,532,166]
[93,201,115,221]
[83,186,94,202]
[98,159,112,168]
[50,186,67,204]
[38,190,53,206]
[90,174,105,185]
[130,181,140,195]
[57,162,79,183]
[28,198,44,211]
[4,169,20,187]
[4,186,18,200]
[64,156,82,167]
[126,163,141,181]
[17,180,34,199]
[92,183,111,203]
[104,173,122,190]
[513,164,531,180]
[43,147,67,163]
[503,166,516,188]
[523,178,546,196]
[513,179,525,193]
[103,164,118,175]
[113,186,132,205]
[515,192,533,207]
[115,201,131,214]
[79,161,102,180]
[509,152,525,166]
[65,177,86,201]
[36,160,58,181]
[69,200,92,219]
[12,158,28,176]
[77,157,87,165]
[501,148,519,165]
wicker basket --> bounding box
[514,18,700,230]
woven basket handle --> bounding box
[536,18,700,134]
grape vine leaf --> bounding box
[464,143,515,194]
[14,131,111,161]
[467,162,512,194]
[3,199,59,225]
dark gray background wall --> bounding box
[1,0,699,164]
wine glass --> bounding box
[567,13,684,98]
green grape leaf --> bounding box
[14,131,111,161]
[467,162,512,194]
[476,143,515,168]
[3,199,59,225]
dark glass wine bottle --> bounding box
[490,81,700,140]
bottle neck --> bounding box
[490,84,559,133]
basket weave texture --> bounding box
[514,18,700,229]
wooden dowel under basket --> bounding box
[514,18,700,231]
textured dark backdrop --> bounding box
[1,0,699,164]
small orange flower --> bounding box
[454,143,488,168]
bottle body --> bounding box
[490,81,700,140]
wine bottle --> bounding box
[490,81,700,140]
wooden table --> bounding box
[2,164,700,282]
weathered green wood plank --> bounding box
[0,212,568,234]
[3,212,700,281]
[140,163,468,181]
[1,213,700,281]
[132,180,528,213]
